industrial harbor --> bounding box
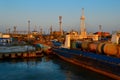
[0,8,120,80]
[0,0,120,80]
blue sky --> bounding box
[0,0,120,33]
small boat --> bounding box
[33,43,52,55]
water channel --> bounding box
[0,55,113,80]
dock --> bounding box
[0,45,43,59]
[0,51,43,59]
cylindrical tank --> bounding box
[103,43,118,56]
[81,41,91,51]
[88,42,99,52]
[117,45,120,58]
[70,41,76,49]
[96,43,105,54]
[76,41,82,49]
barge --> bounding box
[53,48,120,79]
[52,34,120,79]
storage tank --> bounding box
[81,41,91,51]
[70,41,76,49]
[76,41,82,49]
[117,45,120,58]
[96,43,105,54]
[103,43,118,56]
[88,42,99,52]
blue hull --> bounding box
[53,48,120,79]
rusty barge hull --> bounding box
[53,48,120,80]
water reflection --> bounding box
[0,56,113,80]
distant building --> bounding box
[32,30,39,35]
[53,31,61,36]
[111,30,120,44]
[0,33,12,45]
[94,32,110,37]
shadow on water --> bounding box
[0,56,114,80]
[51,55,114,80]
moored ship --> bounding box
[52,33,120,79]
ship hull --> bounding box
[53,48,120,79]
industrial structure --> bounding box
[50,25,53,35]
[28,20,30,34]
[80,8,87,38]
[70,8,98,41]
[59,16,63,35]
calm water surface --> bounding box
[0,56,113,80]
